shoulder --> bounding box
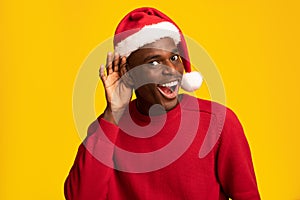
[182,94,243,138]
[181,94,233,121]
[182,95,247,158]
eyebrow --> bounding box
[143,55,161,63]
[143,48,179,63]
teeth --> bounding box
[160,81,178,87]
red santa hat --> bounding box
[113,7,202,92]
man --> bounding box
[65,7,260,200]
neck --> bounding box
[135,94,183,116]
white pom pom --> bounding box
[181,71,203,92]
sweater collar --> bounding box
[128,94,188,124]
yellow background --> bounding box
[1,0,300,199]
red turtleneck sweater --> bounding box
[64,95,260,200]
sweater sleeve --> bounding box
[217,108,260,200]
[64,117,119,200]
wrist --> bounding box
[102,106,126,125]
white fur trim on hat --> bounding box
[115,21,181,57]
[181,71,203,92]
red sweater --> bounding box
[64,95,260,200]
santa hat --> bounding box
[113,7,202,92]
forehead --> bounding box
[140,37,177,51]
[127,37,179,67]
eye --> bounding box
[170,55,179,62]
[150,60,159,66]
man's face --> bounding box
[126,37,184,114]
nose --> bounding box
[161,60,177,75]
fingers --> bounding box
[105,52,123,75]
[99,52,133,90]
[106,52,113,74]
[100,52,129,82]
[113,52,120,72]
[99,64,106,82]
[120,56,127,76]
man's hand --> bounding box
[99,52,133,125]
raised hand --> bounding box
[99,52,133,125]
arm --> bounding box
[100,52,133,125]
[64,118,119,200]
[64,52,133,199]
[217,108,260,200]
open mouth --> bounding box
[157,80,179,99]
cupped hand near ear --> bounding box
[99,52,134,125]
